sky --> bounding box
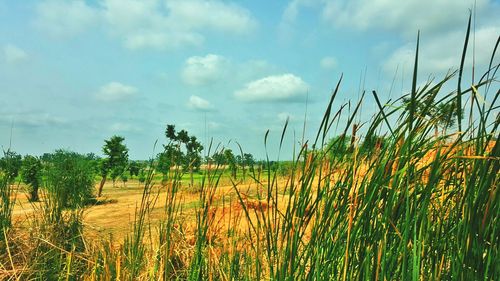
[0,0,499,160]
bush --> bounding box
[45,150,95,209]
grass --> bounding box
[1,24,499,280]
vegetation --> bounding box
[44,150,95,209]
[0,150,22,239]
[157,124,204,186]
[98,135,129,196]
[1,23,498,280]
[20,155,43,202]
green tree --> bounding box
[21,155,43,202]
[157,125,183,179]
[185,136,203,186]
[402,96,459,137]
[99,135,129,196]
[326,134,350,160]
[157,124,203,185]
[360,134,387,158]
[128,161,140,178]
[243,153,255,174]
[0,150,22,181]
[212,152,226,165]
[224,149,237,179]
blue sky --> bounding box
[1,0,499,159]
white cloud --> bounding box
[282,0,321,22]
[283,0,499,39]
[166,0,257,33]
[321,0,493,37]
[187,95,214,111]
[383,25,500,77]
[95,82,138,102]
[34,0,99,37]
[182,54,228,86]
[102,0,257,50]
[320,56,338,70]
[110,122,141,132]
[0,113,66,127]
[234,74,309,102]
[34,0,257,49]
[4,44,28,63]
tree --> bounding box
[243,153,255,175]
[212,152,226,165]
[326,134,350,160]
[98,136,129,196]
[120,174,128,187]
[360,134,387,158]
[157,124,203,186]
[157,125,183,180]
[185,136,203,186]
[224,149,237,179]
[21,155,43,202]
[0,150,22,182]
[128,161,140,178]
[402,96,459,137]
[138,168,146,183]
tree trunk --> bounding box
[190,167,194,187]
[30,184,39,202]
[98,175,107,197]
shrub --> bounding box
[44,150,95,209]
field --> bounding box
[1,23,499,280]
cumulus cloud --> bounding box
[34,0,99,37]
[110,122,141,132]
[283,0,499,39]
[234,74,309,102]
[383,25,500,76]
[0,112,66,127]
[34,0,257,49]
[102,0,257,50]
[95,82,138,102]
[282,0,321,22]
[187,95,214,112]
[322,0,494,36]
[320,56,338,70]
[182,54,228,86]
[3,44,28,63]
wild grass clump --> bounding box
[17,150,97,280]
[0,150,21,238]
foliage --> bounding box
[21,155,43,201]
[325,134,350,159]
[359,134,388,157]
[128,160,140,178]
[0,149,22,180]
[184,136,203,172]
[0,150,20,237]
[102,135,129,186]
[157,124,203,182]
[138,169,146,183]
[44,150,95,209]
[224,149,237,178]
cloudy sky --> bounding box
[1,0,498,159]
